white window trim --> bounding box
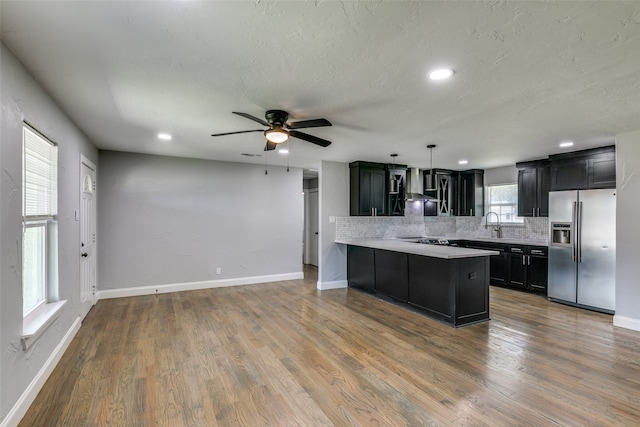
[21,300,66,351]
[485,183,525,226]
[21,123,66,351]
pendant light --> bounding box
[389,154,400,194]
[425,144,437,191]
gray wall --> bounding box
[1,42,98,422]
[98,151,303,289]
[484,165,517,186]
[615,130,640,330]
[318,161,349,288]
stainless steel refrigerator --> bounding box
[548,189,616,313]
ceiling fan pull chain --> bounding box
[286,140,290,172]
[265,150,268,175]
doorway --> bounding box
[303,174,319,267]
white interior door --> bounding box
[80,156,96,319]
[308,189,319,266]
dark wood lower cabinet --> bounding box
[374,249,408,301]
[407,256,451,321]
[347,245,375,291]
[508,248,528,290]
[467,241,548,295]
[407,255,489,327]
[527,247,548,294]
[467,242,508,286]
[528,255,548,293]
[346,245,490,327]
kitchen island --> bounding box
[336,239,499,327]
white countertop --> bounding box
[335,239,500,259]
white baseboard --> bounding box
[613,314,640,332]
[317,280,348,290]
[96,272,304,300]
[1,317,81,427]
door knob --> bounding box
[81,253,88,257]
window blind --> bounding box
[23,126,58,218]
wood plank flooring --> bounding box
[20,266,640,426]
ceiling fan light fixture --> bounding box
[265,128,289,143]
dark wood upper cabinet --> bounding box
[423,169,457,217]
[457,169,484,216]
[588,155,616,188]
[386,164,407,216]
[516,159,550,217]
[349,162,387,216]
[549,146,615,191]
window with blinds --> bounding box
[486,184,524,224]
[22,125,58,315]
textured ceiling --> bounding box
[1,1,639,172]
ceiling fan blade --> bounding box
[289,130,332,147]
[232,112,269,127]
[288,118,332,129]
[211,129,263,137]
[264,141,277,151]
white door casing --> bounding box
[309,189,319,266]
[80,156,96,319]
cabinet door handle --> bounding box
[533,208,535,216]
[470,209,473,216]
[527,255,530,265]
[522,255,525,265]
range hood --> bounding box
[405,168,438,201]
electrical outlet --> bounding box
[216,267,221,275]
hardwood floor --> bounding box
[20,267,640,426]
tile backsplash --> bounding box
[336,216,548,244]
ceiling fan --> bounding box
[211,110,332,151]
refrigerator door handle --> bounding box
[578,201,583,263]
[572,201,577,262]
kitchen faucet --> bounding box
[485,211,502,238]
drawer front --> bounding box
[528,246,548,257]
[509,245,526,254]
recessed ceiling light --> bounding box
[158,133,172,141]
[559,141,574,148]
[428,68,455,80]
[278,148,289,154]
[458,160,468,165]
